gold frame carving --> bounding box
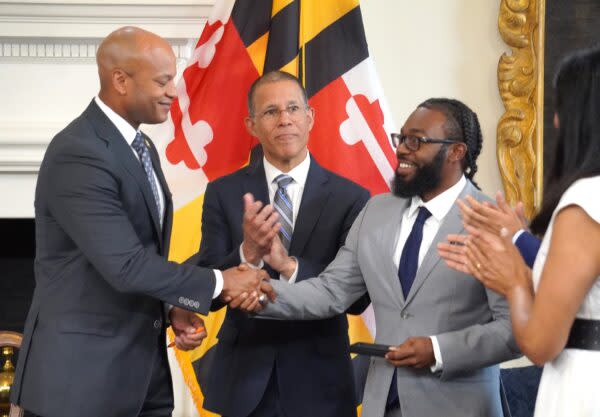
[497,0,545,218]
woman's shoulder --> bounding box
[556,176,600,223]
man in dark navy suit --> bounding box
[196,71,371,417]
[10,26,269,417]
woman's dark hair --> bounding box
[418,98,483,189]
[530,46,600,234]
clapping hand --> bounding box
[438,225,532,297]
[241,193,281,264]
[457,191,528,238]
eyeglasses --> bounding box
[390,133,459,152]
[253,104,308,122]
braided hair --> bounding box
[418,98,483,189]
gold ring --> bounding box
[476,263,482,270]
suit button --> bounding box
[401,312,409,319]
[154,319,161,329]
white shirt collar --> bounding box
[407,175,467,221]
[263,152,311,188]
[94,96,139,146]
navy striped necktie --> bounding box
[273,174,294,250]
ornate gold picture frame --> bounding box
[497,0,545,218]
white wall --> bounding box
[362,0,506,196]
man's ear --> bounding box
[307,107,315,132]
[112,69,128,96]
[244,116,256,137]
[448,142,467,163]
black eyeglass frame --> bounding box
[390,133,461,151]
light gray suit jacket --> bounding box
[260,181,520,417]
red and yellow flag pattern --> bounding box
[157,0,397,414]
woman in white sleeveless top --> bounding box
[439,46,600,416]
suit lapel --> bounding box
[145,135,173,254]
[243,159,270,211]
[289,159,330,256]
[85,101,163,250]
[380,197,410,307]
[404,182,473,305]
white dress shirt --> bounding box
[95,97,223,299]
[392,175,467,372]
[240,153,311,283]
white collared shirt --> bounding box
[94,97,223,299]
[94,96,165,223]
[263,153,311,227]
[393,175,467,372]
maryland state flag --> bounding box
[156,0,397,415]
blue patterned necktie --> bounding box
[387,205,432,410]
[273,174,294,250]
[131,132,162,226]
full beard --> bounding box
[392,146,447,198]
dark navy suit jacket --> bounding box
[195,156,370,417]
[11,100,217,417]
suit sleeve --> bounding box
[514,231,541,268]
[436,285,521,379]
[46,139,216,314]
[293,186,371,314]
[435,191,521,377]
[259,201,370,320]
[187,181,243,311]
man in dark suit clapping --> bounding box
[196,71,370,417]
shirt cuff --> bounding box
[280,256,299,283]
[239,244,264,269]
[512,229,526,244]
[429,336,444,373]
[212,269,224,299]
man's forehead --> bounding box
[255,80,302,98]
[403,107,446,132]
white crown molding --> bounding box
[0,37,194,60]
[0,123,60,172]
[0,1,213,38]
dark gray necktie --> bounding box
[131,132,162,225]
[273,174,294,250]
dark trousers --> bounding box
[27,339,173,417]
[139,339,174,417]
[231,369,287,417]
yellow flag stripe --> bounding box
[247,31,270,75]
[279,55,299,77]
[300,0,359,45]
[272,0,295,16]
[168,194,205,263]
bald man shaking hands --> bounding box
[10,27,272,417]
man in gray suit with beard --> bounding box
[244,98,520,417]
[10,26,270,417]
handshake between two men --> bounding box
[173,193,288,349]
[220,192,292,311]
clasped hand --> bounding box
[385,336,435,368]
